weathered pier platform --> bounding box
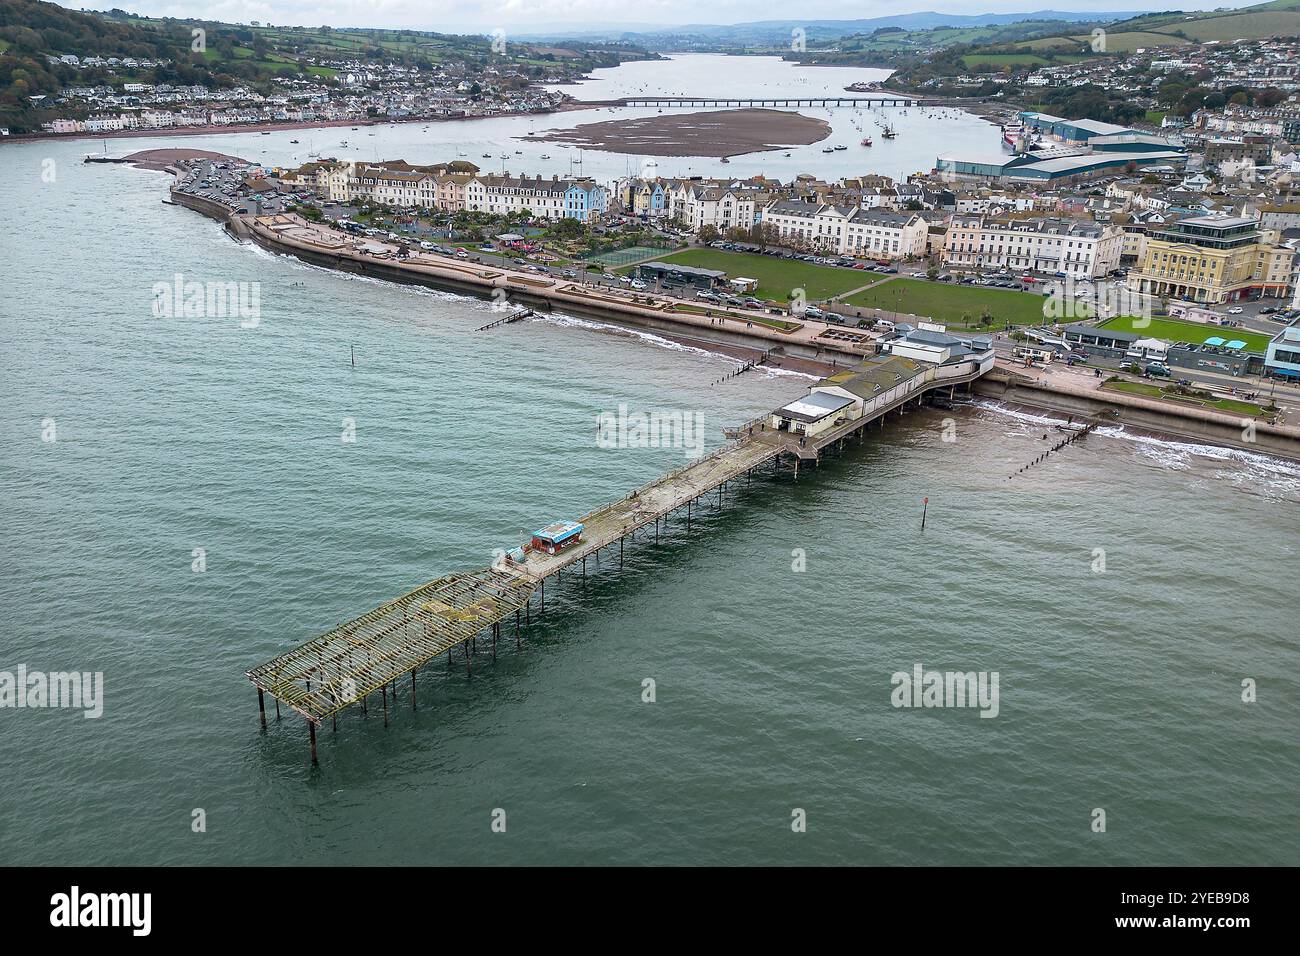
[247,349,992,764]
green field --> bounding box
[1158,10,1300,42]
[643,250,871,303]
[1098,315,1271,352]
[844,278,1055,328]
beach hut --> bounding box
[530,521,585,556]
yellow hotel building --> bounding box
[1127,215,1291,305]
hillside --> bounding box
[518,10,1149,48]
[0,0,655,132]
[794,0,1300,69]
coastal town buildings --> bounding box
[761,201,928,258]
[465,174,609,222]
[1126,215,1293,304]
[940,215,1124,278]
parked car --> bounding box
[1226,306,1244,315]
[630,279,647,291]
[1145,363,1172,378]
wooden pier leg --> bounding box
[582,555,586,579]
[465,640,472,677]
[620,536,624,567]
[362,693,367,716]
[687,499,691,530]
[333,713,337,733]
[275,698,280,721]
[516,609,521,648]
[540,580,545,613]
[382,684,389,728]
[492,622,498,662]
[411,670,416,711]
[794,458,800,480]
[655,516,659,543]
[308,721,318,766]
[258,689,267,731]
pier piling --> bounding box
[258,689,266,730]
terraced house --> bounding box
[941,215,1123,278]
[759,201,929,258]
[665,181,768,233]
[1126,215,1293,304]
[465,174,608,221]
[762,201,855,252]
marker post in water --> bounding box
[921,496,928,530]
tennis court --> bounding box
[584,245,674,267]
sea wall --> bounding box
[245,217,871,365]
[974,370,1300,462]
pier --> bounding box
[246,349,992,764]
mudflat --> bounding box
[528,108,831,158]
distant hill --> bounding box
[516,10,1152,46]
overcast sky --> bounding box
[67,1,1251,34]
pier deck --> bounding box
[246,434,783,728]
[246,353,992,760]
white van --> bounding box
[875,319,896,333]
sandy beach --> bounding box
[528,107,832,158]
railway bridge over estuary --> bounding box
[608,95,920,109]
[247,344,995,764]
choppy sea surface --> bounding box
[1,99,1297,866]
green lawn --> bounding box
[844,278,1055,328]
[644,250,871,303]
[1103,380,1266,416]
[1098,315,1270,353]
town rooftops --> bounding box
[848,208,918,227]
[815,354,926,398]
